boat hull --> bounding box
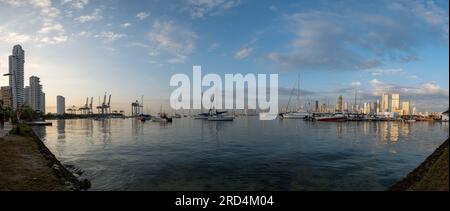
[208,116,234,121]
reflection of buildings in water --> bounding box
[98,120,112,146]
[131,119,144,137]
[363,121,369,136]
[56,119,66,141]
[33,125,46,140]
[401,122,410,137]
[80,119,93,138]
[336,122,343,138]
[390,122,399,143]
[376,122,389,143]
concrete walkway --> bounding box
[0,122,12,138]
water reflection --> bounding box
[35,118,448,191]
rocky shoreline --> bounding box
[390,139,449,191]
[29,128,91,190]
[0,124,90,191]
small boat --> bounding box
[194,113,209,119]
[207,109,234,121]
[138,114,152,122]
[314,113,346,122]
[208,115,234,121]
[281,110,310,119]
[151,113,172,123]
[27,121,52,126]
[172,114,182,118]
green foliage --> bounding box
[9,123,34,136]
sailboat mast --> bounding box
[297,74,300,110]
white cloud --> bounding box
[185,0,240,19]
[352,81,362,86]
[94,31,126,42]
[39,23,64,34]
[136,12,150,20]
[269,1,449,71]
[75,8,102,23]
[0,31,33,44]
[235,47,253,60]
[147,20,197,63]
[61,0,89,9]
[370,68,404,76]
[0,0,69,45]
[121,23,131,28]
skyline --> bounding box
[0,0,448,114]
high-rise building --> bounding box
[382,93,389,112]
[373,101,378,113]
[1,86,11,108]
[29,76,43,112]
[9,45,25,110]
[336,95,343,112]
[375,99,380,113]
[363,102,371,114]
[57,95,65,115]
[40,90,45,114]
[24,86,30,106]
[344,102,348,112]
[412,107,417,115]
[402,101,410,115]
[315,100,319,112]
[391,93,400,112]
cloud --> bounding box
[352,81,361,86]
[0,31,33,44]
[75,8,102,23]
[121,23,131,28]
[61,0,88,9]
[409,75,418,80]
[0,0,69,45]
[147,20,197,63]
[369,78,448,98]
[94,31,126,42]
[185,0,240,19]
[208,42,220,52]
[370,68,404,76]
[136,12,150,20]
[235,47,253,60]
[268,1,449,71]
[269,5,277,11]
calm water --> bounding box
[34,117,449,191]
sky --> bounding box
[0,0,448,114]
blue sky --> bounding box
[0,0,448,113]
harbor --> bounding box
[30,117,448,191]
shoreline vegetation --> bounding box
[0,122,448,191]
[390,139,449,191]
[0,124,90,191]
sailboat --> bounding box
[206,90,234,121]
[281,74,310,119]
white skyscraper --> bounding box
[57,95,65,115]
[9,45,25,110]
[391,93,400,112]
[382,93,389,112]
